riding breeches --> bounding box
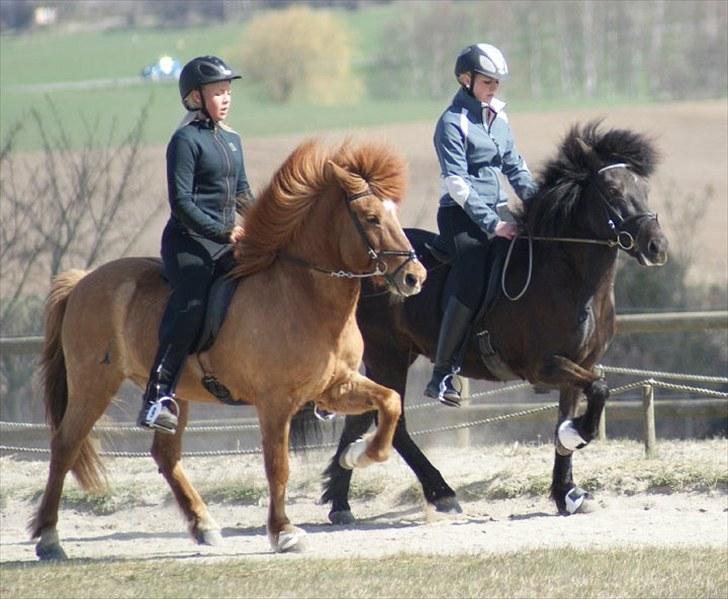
[149,226,231,390]
[437,204,491,310]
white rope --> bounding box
[598,364,728,384]
[2,367,724,458]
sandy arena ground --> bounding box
[2,443,726,563]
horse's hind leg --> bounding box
[150,400,221,545]
[323,412,376,524]
[31,376,118,560]
[368,355,460,514]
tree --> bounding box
[0,98,165,422]
[232,5,362,104]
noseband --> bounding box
[279,188,419,284]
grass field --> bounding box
[2,547,726,598]
[0,6,652,151]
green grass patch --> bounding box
[202,478,267,506]
[1,547,725,598]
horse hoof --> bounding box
[271,527,307,553]
[561,487,591,515]
[339,437,373,470]
[557,420,588,452]
[432,495,463,514]
[36,542,68,561]
[195,528,223,546]
[329,510,356,525]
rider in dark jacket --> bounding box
[425,44,536,407]
[137,55,254,434]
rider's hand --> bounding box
[494,221,518,240]
[230,225,245,244]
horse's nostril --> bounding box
[648,240,662,255]
[405,273,418,289]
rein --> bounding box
[278,188,418,284]
[502,163,656,301]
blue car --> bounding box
[141,56,182,81]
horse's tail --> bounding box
[289,402,327,452]
[41,269,105,491]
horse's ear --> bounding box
[576,137,602,172]
[327,160,367,195]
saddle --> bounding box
[410,228,516,381]
[158,252,240,355]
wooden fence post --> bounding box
[642,382,657,457]
[456,377,470,448]
[598,409,606,441]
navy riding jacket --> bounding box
[434,88,536,237]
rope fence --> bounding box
[1,365,725,459]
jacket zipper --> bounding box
[213,125,233,229]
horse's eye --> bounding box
[366,215,381,226]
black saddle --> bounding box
[406,228,507,319]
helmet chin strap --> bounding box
[197,87,212,120]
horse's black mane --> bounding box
[527,120,659,236]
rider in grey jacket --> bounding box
[425,43,537,407]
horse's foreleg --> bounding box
[321,372,400,468]
[257,405,306,553]
[536,355,606,451]
[151,401,221,545]
[550,386,594,515]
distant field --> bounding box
[2,7,651,151]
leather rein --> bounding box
[278,188,419,284]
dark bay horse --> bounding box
[318,122,668,522]
[30,139,426,559]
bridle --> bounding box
[503,163,659,301]
[279,188,419,288]
[526,163,658,251]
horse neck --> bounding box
[280,190,361,321]
[556,243,619,301]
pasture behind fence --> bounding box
[1,311,726,458]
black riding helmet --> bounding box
[179,55,241,111]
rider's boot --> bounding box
[424,297,474,407]
[137,351,179,434]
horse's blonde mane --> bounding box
[232,138,407,278]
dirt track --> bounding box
[2,442,726,563]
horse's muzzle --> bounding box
[391,259,426,297]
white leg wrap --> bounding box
[339,437,374,470]
[565,487,587,514]
[269,526,307,553]
[557,420,588,452]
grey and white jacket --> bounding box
[434,87,536,237]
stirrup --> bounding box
[139,396,179,434]
[437,374,462,408]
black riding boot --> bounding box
[137,348,179,434]
[425,297,474,407]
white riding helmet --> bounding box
[454,43,509,81]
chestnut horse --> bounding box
[317,122,669,522]
[30,139,426,559]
